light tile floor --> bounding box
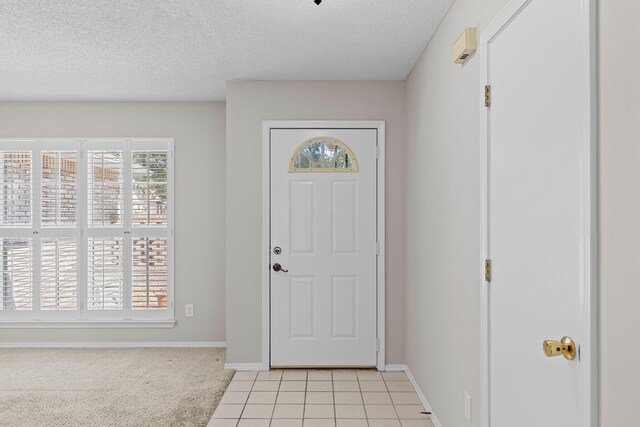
[208,370,436,427]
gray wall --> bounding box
[0,102,226,343]
[405,0,639,426]
[225,81,407,365]
[404,0,507,425]
[599,1,640,424]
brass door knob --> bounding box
[542,336,576,360]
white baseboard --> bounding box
[384,364,407,372]
[0,341,226,348]
[385,364,444,427]
[224,363,267,371]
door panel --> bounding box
[290,276,315,339]
[486,0,594,425]
[289,181,315,254]
[332,181,358,254]
[332,276,358,338]
[270,128,377,367]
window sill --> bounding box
[0,320,176,329]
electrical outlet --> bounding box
[185,304,194,317]
[464,391,472,423]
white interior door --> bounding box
[270,128,378,367]
[483,0,595,426]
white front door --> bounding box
[483,0,595,426]
[270,128,378,367]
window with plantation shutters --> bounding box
[0,139,173,323]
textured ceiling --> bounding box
[0,0,453,101]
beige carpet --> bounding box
[0,347,234,427]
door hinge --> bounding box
[376,339,380,352]
[485,259,492,282]
[484,85,491,107]
[376,242,380,255]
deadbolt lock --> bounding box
[542,336,576,360]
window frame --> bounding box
[288,136,360,173]
[0,138,175,326]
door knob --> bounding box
[272,263,289,273]
[542,336,576,360]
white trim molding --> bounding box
[261,121,386,371]
[0,320,176,329]
[0,341,226,348]
[385,364,443,427]
[383,364,406,372]
[478,1,598,426]
[224,363,267,371]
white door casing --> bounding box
[264,122,385,368]
[480,0,596,426]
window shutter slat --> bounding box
[0,151,32,227]
[87,237,124,310]
[132,237,168,310]
[132,150,168,226]
[41,151,78,227]
[88,150,123,227]
[0,238,33,310]
[41,238,77,310]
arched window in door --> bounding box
[289,137,359,173]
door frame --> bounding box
[478,0,598,426]
[261,120,386,370]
